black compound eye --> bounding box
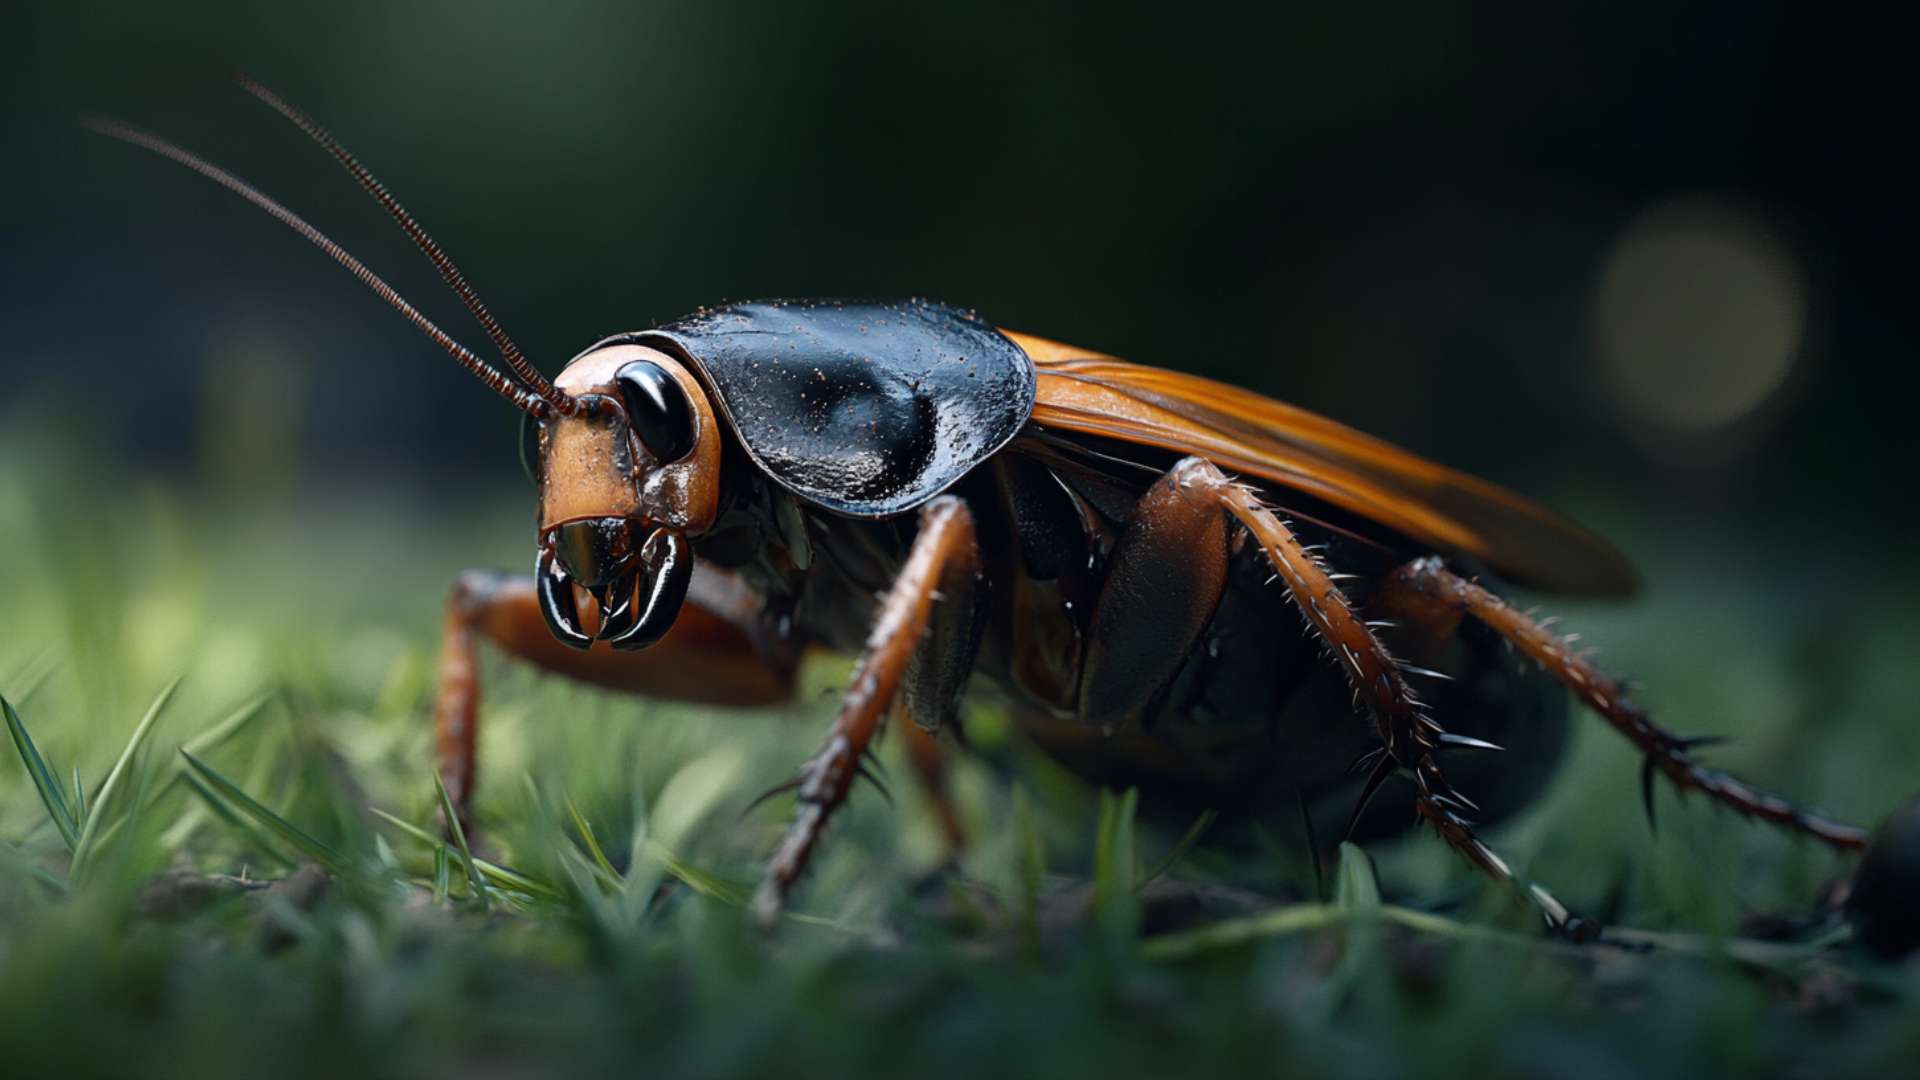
[519,412,542,484]
[615,359,696,462]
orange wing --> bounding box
[1007,331,1636,596]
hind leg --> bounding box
[1192,464,1584,927]
[1373,556,1866,850]
[1067,456,1584,930]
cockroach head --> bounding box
[522,344,722,651]
[84,79,719,653]
[535,344,721,535]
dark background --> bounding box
[2,1,1914,568]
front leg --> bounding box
[434,561,799,829]
[753,496,981,925]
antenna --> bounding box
[83,115,552,417]
[236,76,573,415]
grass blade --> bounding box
[0,841,70,895]
[1092,787,1141,945]
[1306,842,1388,1019]
[178,771,298,870]
[3,694,81,852]
[71,675,182,875]
[564,795,622,884]
[1142,896,1853,975]
[432,771,489,905]
[180,749,345,873]
[639,838,749,906]
[1142,902,1350,961]
[1012,786,1045,955]
[5,647,62,707]
[1142,902,1505,962]
[563,796,624,895]
[146,693,275,846]
[1138,808,1217,891]
[368,808,563,901]
[167,692,273,782]
[1332,842,1382,912]
[181,691,274,756]
[1093,787,1140,891]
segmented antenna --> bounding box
[82,115,550,417]
[235,75,574,416]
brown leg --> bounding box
[435,585,484,821]
[1075,457,1231,730]
[753,496,981,924]
[896,714,968,854]
[894,500,986,858]
[434,560,799,829]
[1374,556,1867,851]
[1154,458,1584,930]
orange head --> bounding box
[524,345,723,649]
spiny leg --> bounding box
[434,562,798,832]
[1163,458,1587,933]
[753,496,981,925]
[1374,556,1867,851]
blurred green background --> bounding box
[3,3,1919,1077]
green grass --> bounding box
[3,458,1919,1079]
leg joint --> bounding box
[449,569,512,617]
[1169,454,1230,490]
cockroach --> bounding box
[87,81,1881,935]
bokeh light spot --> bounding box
[1595,199,1806,433]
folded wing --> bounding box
[1010,332,1636,596]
